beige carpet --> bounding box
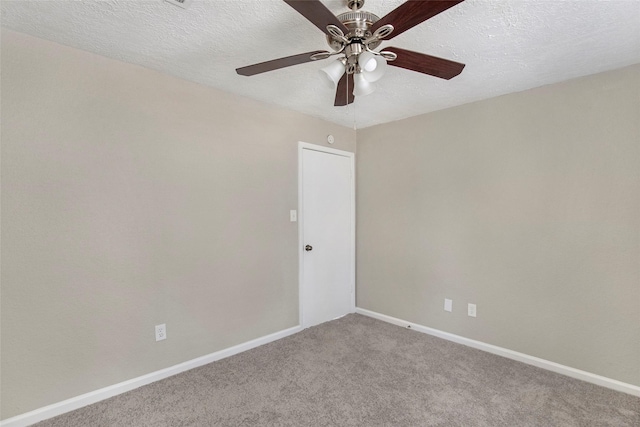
[36,314,639,426]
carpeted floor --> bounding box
[36,314,639,426]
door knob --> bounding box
[305,245,313,251]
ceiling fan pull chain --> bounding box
[350,72,357,130]
[353,99,357,130]
[344,74,356,130]
[347,73,350,110]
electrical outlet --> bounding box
[155,324,167,341]
[444,298,453,312]
[468,303,477,317]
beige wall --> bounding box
[2,27,638,422]
[0,29,355,419]
[357,64,640,386]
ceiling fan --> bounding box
[236,0,466,107]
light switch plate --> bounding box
[290,210,297,222]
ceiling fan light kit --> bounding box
[358,51,386,82]
[353,72,375,96]
[320,59,347,88]
[236,0,467,107]
[359,51,379,73]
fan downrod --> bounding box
[348,0,365,11]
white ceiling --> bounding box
[2,0,639,128]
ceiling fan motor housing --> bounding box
[326,10,381,51]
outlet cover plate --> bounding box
[468,304,477,317]
[155,324,167,341]
[444,298,452,312]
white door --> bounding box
[299,143,355,328]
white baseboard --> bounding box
[5,310,638,426]
[0,325,303,427]
[356,307,640,397]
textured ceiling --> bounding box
[2,0,639,128]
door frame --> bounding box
[298,141,356,328]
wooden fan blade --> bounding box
[385,47,465,80]
[284,0,349,36]
[371,0,465,40]
[334,73,355,106]
[236,51,327,76]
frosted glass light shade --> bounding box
[358,51,387,83]
[319,60,346,89]
[353,72,375,96]
[359,51,378,72]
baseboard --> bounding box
[355,307,640,397]
[0,325,303,427]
